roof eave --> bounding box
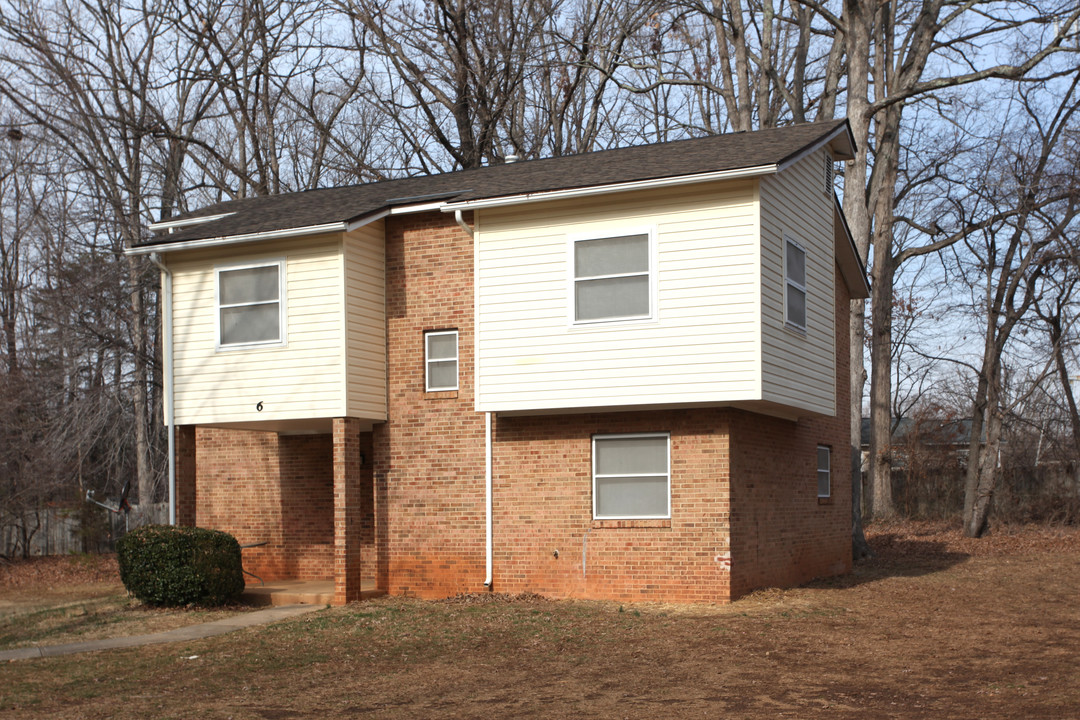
[833,194,871,298]
[776,120,856,173]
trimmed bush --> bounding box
[117,524,245,606]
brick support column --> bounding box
[333,417,363,605]
[176,425,197,526]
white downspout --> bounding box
[455,209,474,239]
[484,411,493,587]
[148,252,175,525]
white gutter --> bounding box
[126,221,350,255]
[147,252,176,525]
[442,164,778,211]
[148,212,235,233]
[484,411,493,587]
[128,209,404,257]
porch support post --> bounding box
[333,417,363,605]
[176,425,197,526]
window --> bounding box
[593,433,670,519]
[784,236,807,330]
[425,330,458,391]
[216,261,285,348]
[817,445,831,498]
[572,232,652,323]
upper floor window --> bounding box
[216,261,285,349]
[425,330,459,391]
[784,236,807,330]
[572,231,653,323]
[817,445,831,498]
[593,433,670,520]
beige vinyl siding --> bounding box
[475,180,762,413]
[758,150,836,416]
[170,234,350,425]
[343,221,387,420]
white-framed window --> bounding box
[817,445,831,498]
[425,330,459,391]
[784,235,807,331]
[592,433,670,520]
[215,260,286,349]
[571,230,654,324]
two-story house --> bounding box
[128,120,869,606]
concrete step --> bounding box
[242,580,384,607]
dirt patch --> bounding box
[0,554,120,590]
[2,522,1079,719]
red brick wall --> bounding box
[192,427,335,581]
[375,211,488,597]
[728,266,853,597]
[491,410,732,603]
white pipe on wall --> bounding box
[148,253,176,525]
[484,411,493,587]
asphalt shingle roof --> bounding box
[137,119,851,247]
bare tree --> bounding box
[952,75,1080,536]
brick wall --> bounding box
[375,211,488,597]
[192,427,336,581]
[492,410,732,603]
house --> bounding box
[128,120,869,606]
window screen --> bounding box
[425,330,459,391]
[574,234,651,322]
[593,434,670,519]
[785,238,807,329]
[217,263,282,347]
[817,446,831,498]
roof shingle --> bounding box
[138,120,852,247]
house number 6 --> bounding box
[256,401,264,412]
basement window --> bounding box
[216,260,285,349]
[593,433,670,520]
[425,330,459,392]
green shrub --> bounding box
[117,525,245,607]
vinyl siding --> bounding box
[170,234,353,425]
[475,180,762,413]
[343,221,387,420]
[758,149,836,416]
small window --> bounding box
[785,236,807,330]
[593,433,670,519]
[817,446,831,498]
[572,232,652,323]
[216,261,285,348]
[425,330,458,391]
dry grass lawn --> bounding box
[2,521,1079,719]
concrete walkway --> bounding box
[0,603,321,661]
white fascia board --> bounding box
[125,221,349,255]
[148,212,235,232]
[441,165,778,211]
[388,201,447,215]
[776,124,857,172]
